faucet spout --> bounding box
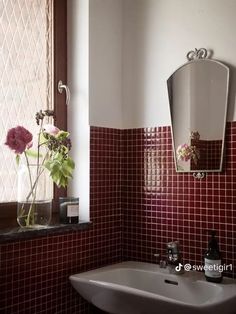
[166,241,184,274]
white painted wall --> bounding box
[123,0,236,128]
[67,0,236,217]
[67,0,123,220]
[67,0,90,221]
[89,0,123,129]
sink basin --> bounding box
[70,261,236,314]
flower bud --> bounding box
[43,124,60,136]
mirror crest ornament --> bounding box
[167,48,229,179]
[186,48,208,61]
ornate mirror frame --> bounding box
[167,48,229,178]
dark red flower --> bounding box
[5,126,33,154]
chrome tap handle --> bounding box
[154,253,168,268]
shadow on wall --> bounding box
[226,62,236,121]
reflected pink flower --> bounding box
[43,124,60,136]
[177,143,192,161]
[5,126,33,154]
[176,143,200,165]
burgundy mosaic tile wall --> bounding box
[122,122,236,277]
[191,139,222,170]
[1,122,236,314]
[0,127,122,314]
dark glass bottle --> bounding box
[204,231,222,283]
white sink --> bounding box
[70,261,236,314]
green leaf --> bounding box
[67,157,75,169]
[44,160,51,171]
[52,152,63,161]
[15,154,20,166]
[25,149,42,158]
[39,132,48,145]
[56,130,70,139]
[61,145,69,155]
[43,152,75,188]
[61,167,72,178]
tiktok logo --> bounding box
[175,263,192,272]
[175,263,183,272]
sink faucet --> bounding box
[154,242,184,274]
[166,241,184,274]
[154,253,168,268]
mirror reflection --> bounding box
[167,54,229,173]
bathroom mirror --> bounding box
[167,48,229,173]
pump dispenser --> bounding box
[204,230,222,283]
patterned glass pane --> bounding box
[0,0,53,202]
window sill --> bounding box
[0,221,92,244]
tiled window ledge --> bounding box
[0,221,92,244]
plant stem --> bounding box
[22,119,44,227]
[19,115,53,227]
[19,152,34,226]
[37,119,44,177]
[24,152,33,197]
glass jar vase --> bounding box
[17,164,52,228]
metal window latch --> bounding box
[58,80,71,105]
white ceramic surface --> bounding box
[70,261,236,314]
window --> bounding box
[0,0,67,227]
